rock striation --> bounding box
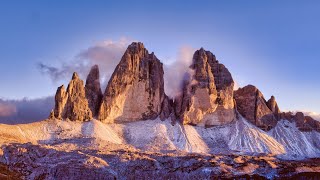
[234,85,278,130]
[85,65,103,117]
[53,72,92,121]
[98,42,169,123]
[174,48,236,126]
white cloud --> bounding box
[290,110,320,121]
[163,46,195,98]
[233,81,241,90]
[38,37,131,90]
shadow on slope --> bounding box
[1,142,319,179]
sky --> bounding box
[0,0,320,115]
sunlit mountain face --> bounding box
[0,42,319,179]
[1,1,320,179]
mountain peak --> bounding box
[85,65,102,117]
[53,72,92,121]
[175,48,235,126]
[234,85,278,130]
[72,72,79,80]
[127,42,146,54]
[98,42,169,123]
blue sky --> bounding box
[0,0,319,113]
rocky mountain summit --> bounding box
[98,42,169,123]
[234,85,279,130]
[234,85,320,132]
[280,111,320,131]
[51,41,320,133]
[85,65,103,117]
[53,72,92,121]
[174,48,236,126]
[3,41,319,179]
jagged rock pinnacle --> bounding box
[174,48,236,126]
[85,65,103,117]
[53,72,92,121]
[234,85,278,130]
[98,42,171,123]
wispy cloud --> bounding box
[299,111,320,121]
[38,37,131,89]
[164,46,195,98]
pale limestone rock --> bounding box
[53,72,92,121]
[175,48,236,126]
[53,85,67,119]
[49,110,54,119]
[99,42,167,123]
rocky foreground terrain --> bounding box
[1,142,320,179]
[0,119,319,179]
[0,42,319,179]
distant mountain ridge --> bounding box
[0,42,319,179]
[51,42,320,132]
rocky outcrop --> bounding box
[234,85,277,130]
[85,65,103,117]
[279,111,320,132]
[267,96,281,120]
[3,143,320,179]
[98,42,168,123]
[234,85,320,132]
[53,73,92,121]
[159,95,174,121]
[175,48,236,126]
[53,85,68,119]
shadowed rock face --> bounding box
[53,73,92,121]
[267,96,281,120]
[175,48,236,126]
[54,85,68,119]
[234,85,320,132]
[85,65,103,117]
[98,42,169,123]
[279,111,320,132]
[234,85,277,130]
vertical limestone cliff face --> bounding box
[98,42,169,123]
[53,73,92,121]
[54,85,68,119]
[234,85,278,130]
[175,48,236,126]
[267,95,281,120]
[85,65,103,117]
